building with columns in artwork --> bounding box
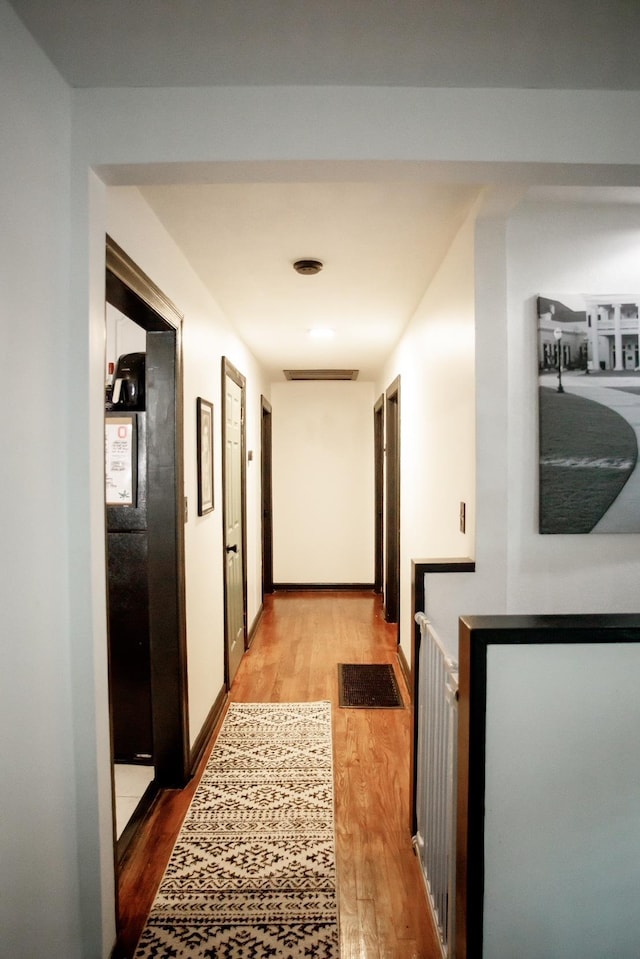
[537,297,588,372]
[586,297,640,371]
[538,295,640,372]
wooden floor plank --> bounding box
[115,590,442,958]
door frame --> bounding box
[220,356,248,687]
[106,236,190,790]
[261,395,274,599]
[384,375,401,631]
[374,393,384,594]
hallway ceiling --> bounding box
[8,0,640,90]
[137,180,479,380]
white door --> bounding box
[224,369,245,684]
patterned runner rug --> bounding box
[134,701,339,958]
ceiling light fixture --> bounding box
[308,327,335,339]
[293,258,323,275]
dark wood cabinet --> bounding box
[106,411,153,764]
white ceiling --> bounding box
[9,0,640,90]
[10,0,640,380]
[138,180,480,380]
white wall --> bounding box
[420,192,518,658]
[419,193,640,956]
[378,201,479,662]
[423,194,640,663]
[506,198,640,611]
[271,381,375,584]
[484,642,640,958]
[74,88,640,173]
[106,187,270,745]
[0,2,84,956]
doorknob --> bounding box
[226,544,238,553]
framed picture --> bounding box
[105,413,136,506]
[537,294,640,534]
[197,397,214,515]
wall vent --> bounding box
[283,369,359,381]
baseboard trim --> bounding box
[397,644,412,701]
[189,684,227,776]
[273,583,376,592]
[247,602,264,648]
[115,776,161,866]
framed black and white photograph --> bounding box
[537,294,640,534]
[197,397,214,515]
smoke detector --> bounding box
[293,259,323,275]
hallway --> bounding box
[116,590,441,958]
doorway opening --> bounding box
[374,393,384,594]
[105,237,190,872]
[384,376,400,635]
[261,396,274,600]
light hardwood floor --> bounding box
[116,590,442,958]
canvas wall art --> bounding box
[537,295,640,533]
